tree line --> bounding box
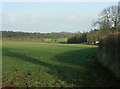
[1,31,75,39]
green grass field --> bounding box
[3,38,67,44]
[2,40,120,87]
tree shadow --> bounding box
[58,42,66,44]
[2,48,120,87]
[52,48,120,87]
[53,47,98,66]
[3,48,52,67]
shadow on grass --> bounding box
[58,42,66,44]
[52,48,120,87]
[3,48,120,87]
[3,48,52,67]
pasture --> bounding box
[2,40,120,87]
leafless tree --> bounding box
[93,6,118,31]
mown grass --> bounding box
[2,40,120,87]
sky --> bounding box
[1,2,118,33]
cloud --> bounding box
[2,9,96,32]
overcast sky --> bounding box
[1,2,117,33]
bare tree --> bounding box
[93,6,118,32]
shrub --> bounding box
[99,32,120,78]
[67,33,87,44]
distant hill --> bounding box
[1,31,75,39]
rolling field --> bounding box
[2,40,120,87]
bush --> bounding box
[67,33,87,44]
[99,32,120,78]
